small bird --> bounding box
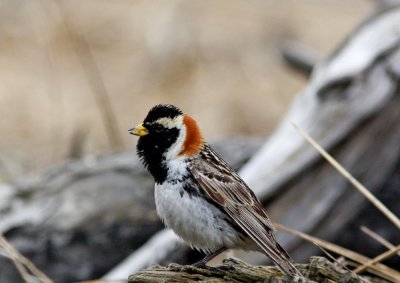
[129,104,303,278]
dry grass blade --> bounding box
[0,240,31,283]
[311,241,372,283]
[354,245,400,274]
[53,1,124,150]
[0,235,53,283]
[291,123,400,230]
[313,242,354,274]
[275,223,400,282]
[361,226,400,257]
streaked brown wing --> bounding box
[189,145,299,276]
[190,144,274,230]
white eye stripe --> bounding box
[155,116,183,129]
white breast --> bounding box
[154,179,244,253]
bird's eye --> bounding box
[152,124,164,133]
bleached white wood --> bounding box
[104,7,400,280]
[103,230,183,280]
[240,7,400,200]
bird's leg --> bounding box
[193,247,227,268]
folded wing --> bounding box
[189,145,302,277]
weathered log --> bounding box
[128,257,365,283]
[0,139,261,283]
[241,6,400,201]
[105,5,400,279]
[2,5,400,283]
[280,40,319,77]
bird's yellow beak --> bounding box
[129,124,149,136]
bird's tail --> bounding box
[271,242,303,278]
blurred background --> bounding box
[0,0,370,182]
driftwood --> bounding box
[128,257,365,283]
[0,151,161,282]
[105,5,400,279]
[1,4,400,283]
[0,139,261,283]
[280,40,319,77]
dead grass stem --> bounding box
[291,123,400,230]
[275,224,400,282]
[361,226,400,257]
[0,234,53,283]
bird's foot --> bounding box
[192,258,208,268]
[192,247,227,268]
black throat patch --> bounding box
[136,104,184,183]
[136,126,179,184]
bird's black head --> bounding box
[143,104,183,124]
[129,104,184,184]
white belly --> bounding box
[155,182,243,253]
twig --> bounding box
[291,123,400,230]
[312,242,354,274]
[275,223,400,282]
[312,242,373,283]
[0,239,31,283]
[360,226,400,257]
[354,245,400,274]
[0,235,53,283]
